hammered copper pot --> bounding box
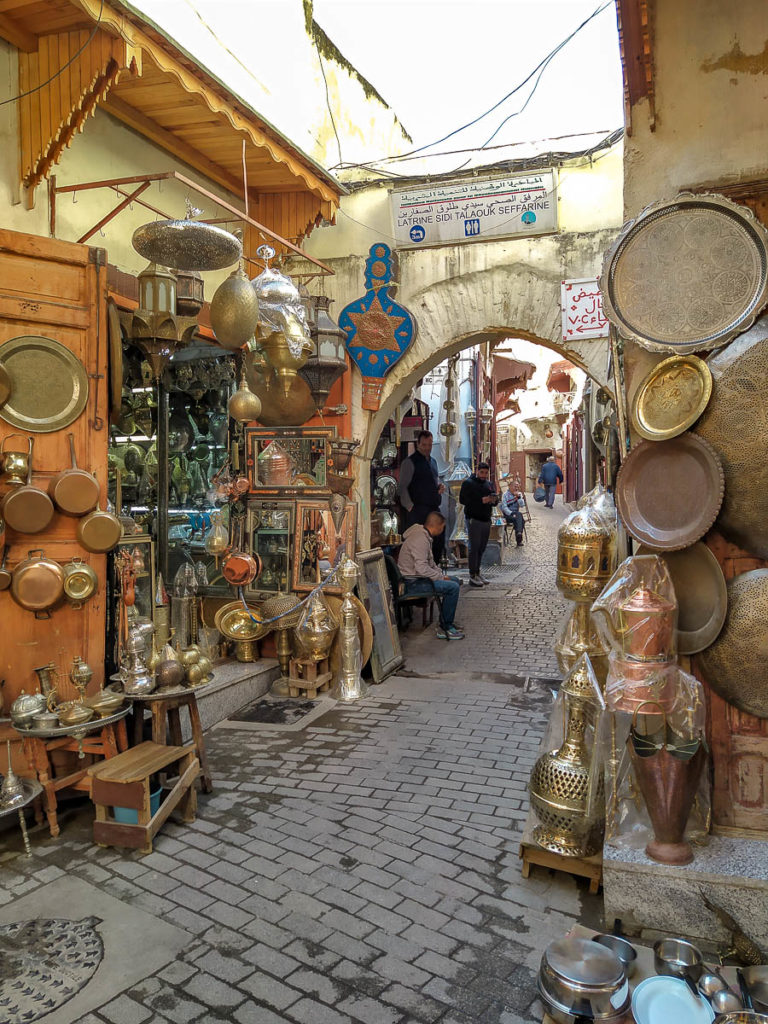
[11,549,65,617]
[47,433,100,517]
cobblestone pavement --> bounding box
[0,493,602,1024]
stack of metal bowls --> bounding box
[538,937,630,1023]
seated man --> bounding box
[501,483,525,546]
[398,511,464,640]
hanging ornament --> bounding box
[228,370,262,423]
[338,243,417,411]
[211,266,261,350]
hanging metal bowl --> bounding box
[132,216,242,272]
[600,192,768,354]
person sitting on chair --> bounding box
[501,481,525,546]
[398,511,464,640]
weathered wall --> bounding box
[624,0,768,214]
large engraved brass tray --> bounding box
[694,313,768,557]
[696,569,768,718]
[615,434,724,550]
[600,193,768,354]
[0,336,89,432]
[637,542,727,654]
[630,355,712,441]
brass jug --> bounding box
[1,434,31,487]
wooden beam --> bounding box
[0,10,37,50]
[101,94,246,199]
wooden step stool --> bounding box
[287,655,332,699]
[88,741,199,855]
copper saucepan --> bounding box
[48,433,100,516]
[77,500,122,553]
[1,438,55,534]
[222,549,262,587]
[10,549,65,618]
[0,545,11,590]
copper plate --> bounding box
[636,542,727,653]
[696,569,768,718]
[600,192,768,354]
[0,336,89,432]
[630,355,712,441]
[694,312,768,557]
[616,434,724,550]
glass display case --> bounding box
[245,500,294,600]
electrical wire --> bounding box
[0,0,105,107]
[326,0,614,172]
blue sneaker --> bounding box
[436,625,465,640]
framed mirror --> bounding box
[245,427,336,495]
[293,499,357,594]
[354,547,404,682]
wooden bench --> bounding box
[89,741,199,855]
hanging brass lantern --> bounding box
[298,294,348,407]
[211,266,261,350]
[119,263,199,379]
[529,654,605,857]
[556,504,617,604]
[228,370,262,424]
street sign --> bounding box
[561,278,609,341]
[391,170,558,248]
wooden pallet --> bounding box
[519,813,602,894]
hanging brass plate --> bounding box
[600,192,768,354]
[0,364,10,408]
[630,355,712,441]
[0,336,89,433]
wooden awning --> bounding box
[2,0,343,251]
[546,359,576,392]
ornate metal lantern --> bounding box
[120,263,198,379]
[299,295,348,407]
[556,505,617,604]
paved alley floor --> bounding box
[0,495,603,1024]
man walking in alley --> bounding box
[398,429,446,563]
[398,511,464,639]
[459,461,498,587]
[538,454,564,509]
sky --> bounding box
[312,0,625,161]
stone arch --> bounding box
[362,261,611,457]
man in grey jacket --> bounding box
[398,511,464,640]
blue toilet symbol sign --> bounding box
[409,225,426,243]
[521,211,537,225]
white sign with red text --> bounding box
[561,278,609,341]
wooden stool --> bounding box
[128,689,213,793]
[20,713,130,838]
[89,741,199,855]
[287,656,332,699]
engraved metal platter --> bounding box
[132,219,242,272]
[600,193,768,354]
[694,312,768,557]
[615,434,724,550]
[106,297,124,422]
[696,569,768,718]
[630,355,712,441]
[0,336,89,432]
[637,542,727,654]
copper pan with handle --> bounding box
[1,438,55,534]
[76,472,122,553]
[10,548,65,618]
[48,433,100,516]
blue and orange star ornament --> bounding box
[338,243,417,411]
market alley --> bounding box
[0,496,598,1024]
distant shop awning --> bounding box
[492,353,535,415]
[547,360,576,392]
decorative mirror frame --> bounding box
[292,499,357,595]
[354,546,404,683]
[245,426,336,496]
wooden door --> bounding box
[695,531,768,835]
[0,228,108,714]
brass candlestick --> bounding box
[331,558,369,702]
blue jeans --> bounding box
[545,484,557,507]
[403,578,460,627]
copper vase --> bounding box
[628,703,705,865]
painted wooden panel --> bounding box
[0,228,108,715]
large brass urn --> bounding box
[529,655,605,858]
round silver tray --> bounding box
[15,706,130,739]
[0,779,42,817]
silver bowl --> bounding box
[743,968,768,1013]
[653,937,703,980]
[592,934,638,977]
[539,937,630,1024]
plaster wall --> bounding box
[624,0,768,215]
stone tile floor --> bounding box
[0,495,604,1024]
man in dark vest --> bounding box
[398,430,446,564]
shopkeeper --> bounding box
[398,430,446,564]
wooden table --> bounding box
[125,688,212,793]
[18,709,130,838]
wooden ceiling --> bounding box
[1,0,342,247]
